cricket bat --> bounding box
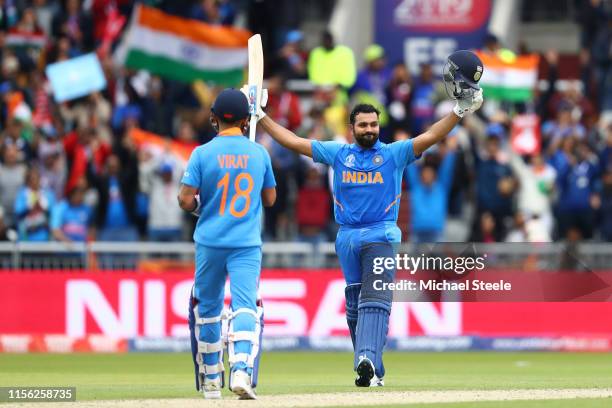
[247,34,264,142]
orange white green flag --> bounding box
[115,5,250,86]
[475,52,540,102]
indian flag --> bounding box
[115,5,250,86]
[475,52,540,102]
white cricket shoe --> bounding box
[370,375,384,387]
[202,376,222,399]
[230,370,257,400]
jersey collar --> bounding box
[218,127,244,137]
[351,138,382,152]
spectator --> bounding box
[34,0,60,36]
[550,83,597,129]
[265,71,303,132]
[315,85,350,137]
[37,129,66,200]
[277,30,308,79]
[2,116,32,162]
[111,80,143,130]
[51,0,93,51]
[8,7,47,67]
[14,166,55,241]
[411,63,437,135]
[296,166,330,247]
[141,77,172,136]
[351,44,392,106]
[405,144,456,242]
[552,140,599,239]
[59,92,113,143]
[543,102,586,151]
[509,149,557,237]
[190,0,236,25]
[139,153,184,242]
[298,105,335,142]
[386,63,413,136]
[472,126,516,241]
[481,32,517,63]
[0,144,27,227]
[307,30,356,89]
[88,154,139,242]
[63,126,111,195]
[472,211,497,243]
[50,184,93,243]
[175,120,200,151]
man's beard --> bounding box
[355,132,378,148]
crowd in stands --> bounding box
[0,0,611,245]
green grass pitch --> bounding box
[1,352,611,407]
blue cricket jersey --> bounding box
[312,139,417,226]
[181,131,276,248]
[50,200,92,242]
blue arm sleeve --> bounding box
[311,140,343,166]
[181,148,202,188]
[438,151,457,192]
[389,139,418,169]
[263,149,277,188]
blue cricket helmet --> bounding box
[443,50,483,100]
[211,88,249,123]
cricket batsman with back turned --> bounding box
[178,88,277,400]
[251,50,484,387]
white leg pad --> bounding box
[226,307,263,370]
[199,362,224,375]
[193,306,226,377]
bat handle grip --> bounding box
[249,116,257,142]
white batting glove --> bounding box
[240,85,268,121]
[453,89,484,118]
[190,194,201,217]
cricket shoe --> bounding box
[202,376,222,399]
[370,375,384,387]
[355,356,375,387]
[230,369,257,400]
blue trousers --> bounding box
[335,222,400,379]
[336,222,401,284]
[193,244,261,377]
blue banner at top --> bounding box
[375,0,492,75]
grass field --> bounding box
[1,352,611,407]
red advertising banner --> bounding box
[2,270,612,338]
[511,113,541,155]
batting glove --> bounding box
[240,85,268,121]
[453,89,484,118]
[191,194,201,217]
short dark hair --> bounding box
[349,104,380,125]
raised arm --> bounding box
[259,115,313,158]
[412,113,461,157]
[412,89,483,157]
